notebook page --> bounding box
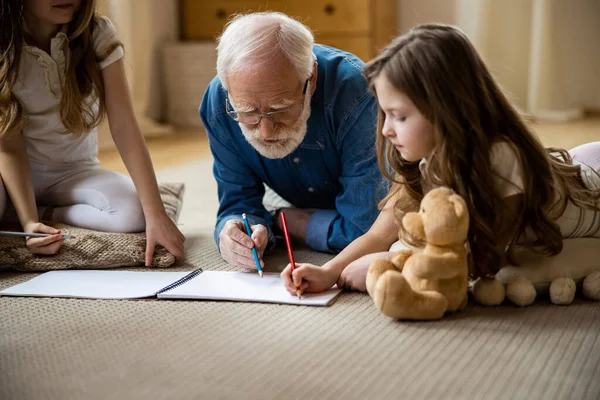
[0,270,191,299]
[158,271,342,306]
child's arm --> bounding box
[101,59,185,265]
[281,193,401,294]
[0,130,64,254]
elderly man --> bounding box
[200,11,386,270]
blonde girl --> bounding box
[0,0,184,263]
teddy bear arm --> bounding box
[410,252,465,280]
[402,212,425,240]
[367,258,398,296]
[390,250,414,272]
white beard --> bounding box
[239,93,312,159]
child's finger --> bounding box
[145,240,156,266]
[31,240,63,255]
[292,267,310,287]
[27,234,62,247]
[32,224,61,235]
[280,264,292,285]
[46,240,64,255]
[286,286,298,296]
[41,236,64,248]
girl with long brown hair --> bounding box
[0,0,184,263]
[282,23,600,295]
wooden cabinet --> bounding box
[180,0,396,62]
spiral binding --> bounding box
[156,268,203,295]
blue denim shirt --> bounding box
[199,44,387,253]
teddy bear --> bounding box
[473,237,600,306]
[366,187,470,320]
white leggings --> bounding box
[0,162,145,233]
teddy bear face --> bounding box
[403,187,470,247]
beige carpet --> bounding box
[1,158,599,400]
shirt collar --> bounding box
[418,157,428,175]
[53,24,69,41]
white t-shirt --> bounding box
[419,141,600,239]
[12,17,124,166]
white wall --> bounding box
[394,0,600,117]
[396,0,457,33]
[97,0,177,149]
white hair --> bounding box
[217,12,315,90]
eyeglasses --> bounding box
[226,79,309,125]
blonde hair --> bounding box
[364,24,600,278]
[0,0,122,139]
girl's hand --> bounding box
[144,212,185,266]
[24,222,64,255]
[280,263,339,295]
[337,251,395,292]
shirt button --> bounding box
[293,157,300,164]
[308,187,315,193]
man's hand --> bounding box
[273,208,315,243]
[219,219,268,269]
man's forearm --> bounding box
[275,208,315,243]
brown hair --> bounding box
[0,0,122,139]
[364,24,600,278]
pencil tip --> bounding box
[296,289,302,299]
[259,270,263,277]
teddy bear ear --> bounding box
[448,194,467,219]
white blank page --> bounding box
[0,270,190,299]
[159,271,342,306]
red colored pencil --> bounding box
[280,211,302,299]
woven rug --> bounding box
[0,183,184,271]
[1,157,599,400]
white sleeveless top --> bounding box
[419,141,600,239]
[11,17,124,167]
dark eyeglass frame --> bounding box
[225,78,310,125]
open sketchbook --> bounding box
[0,269,342,306]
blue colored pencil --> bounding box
[242,213,263,277]
[0,231,73,240]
